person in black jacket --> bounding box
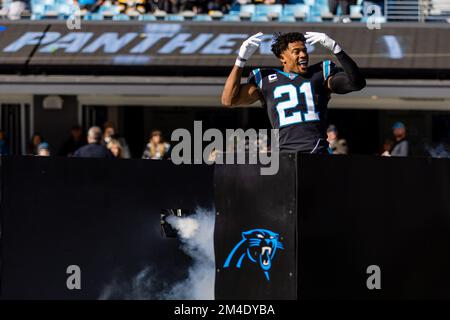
[73,126,114,159]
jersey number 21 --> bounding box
[274,82,319,127]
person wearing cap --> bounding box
[327,124,348,155]
[73,126,114,159]
[390,122,409,157]
[37,142,50,157]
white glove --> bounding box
[235,32,263,68]
[304,32,342,54]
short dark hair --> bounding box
[271,32,306,58]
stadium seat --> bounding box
[303,0,315,6]
[164,14,185,21]
[251,15,269,22]
[137,14,157,21]
[31,13,42,20]
[282,4,309,20]
[57,4,72,16]
[350,5,363,20]
[112,13,130,21]
[83,12,99,20]
[278,15,296,22]
[153,10,167,20]
[99,5,121,15]
[221,14,241,21]
[193,14,213,21]
[32,3,45,15]
[180,10,196,19]
[239,4,256,18]
[255,4,283,19]
[209,11,224,20]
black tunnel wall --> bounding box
[0,156,214,299]
[1,154,450,299]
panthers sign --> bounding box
[0,21,449,70]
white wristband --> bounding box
[235,57,246,68]
[333,43,342,55]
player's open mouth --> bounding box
[298,60,308,67]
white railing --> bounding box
[386,0,450,21]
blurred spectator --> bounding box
[75,0,104,12]
[207,0,232,13]
[73,126,114,158]
[37,142,51,157]
[28,133,44,155]
[107,138,125,158]
[329,0,354,17]
[0,130,9,155]
[103,121,131,158]
[390,122,409,157]
[7,0,28,20]
[142,129,170,160]
[327,125,348,155]
[59,125,86,157]
[118,0,147,14]
[148,0,179,13]
[380,139,393,156]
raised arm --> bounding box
[221,32,263,108]
[221,66,261,107]
[305,32,366,94]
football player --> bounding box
[221,32,366,153]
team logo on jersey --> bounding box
[223,228,284,281]
[268,74,278,83]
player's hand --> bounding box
[235,32,263,68]
[304,32,342,54]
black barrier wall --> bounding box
[1,155,450,299]
[0,156,214,299]
[214,154,298,300]
[298,155,450,299]
[213,154,450,299]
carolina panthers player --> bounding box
[221,32,366,153]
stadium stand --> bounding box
[0,0,449,23]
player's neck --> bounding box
[282,67,307,75]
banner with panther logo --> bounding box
[214,154,297,300]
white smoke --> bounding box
[99,207,215,300]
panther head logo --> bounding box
[223,229,284,281]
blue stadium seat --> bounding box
[32,3,45,15]
[240,4,256,17]
[283,4,310,18]
[31,13,43,20]
[193,14,213,21]
[164,14,185,21]
[255,4,283,17]
[83,12,102,20]
[251,15,270,22]
[138,14,157,21]
[278,15,296,22]
[350,5,362,16]
[221,14,241,21]
[112,13,130,21]
[57,4,71,15]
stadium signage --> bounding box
[0,22,449,70]
[3,31,276,55]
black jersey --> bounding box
[248,60,342,153]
